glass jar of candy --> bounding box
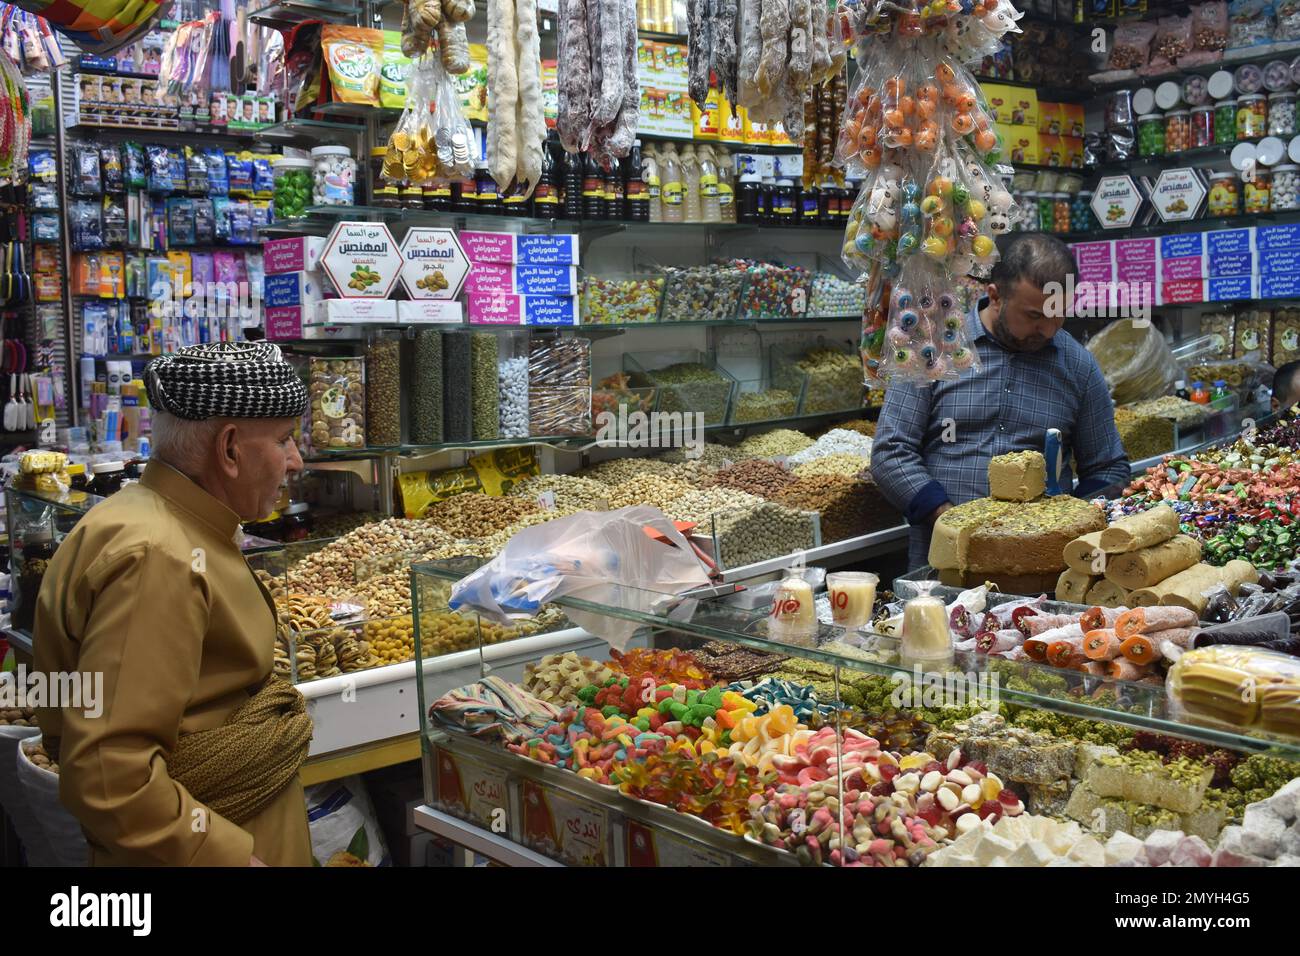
[1207,170,1241,216]
[1244,167,1272,213]
[1052,192,1071,232]
[1191,105,1215,148]
[1038,192,1054,231]
[1237,94,1267,139]
[1272,163,1300,210]
[1164,109,1191,152]
[1214,98,1237,143]
[1269,92,1297,135]
[1071,191,1096,232]
[1137,113,1166,156]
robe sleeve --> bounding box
[53,543,256,866]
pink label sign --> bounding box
[1161,279,1205,304]
[1071,241,1114,266]
[463,263,515,295]
[265,304,304,340]
[466,293,522,324]
[1161,256,1205,280]
[1117,259,1157,283]
[460,231,516,264]
[1076,262,1115,282]
[1114,238,1158,263]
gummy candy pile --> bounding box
[608,647,715,690]
[612,750,771,834]
[837,0,1024,385]
[747,741,1025,866]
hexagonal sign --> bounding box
[1091,175,1143,229]
[321,221,403,298]
[1151,168,1207,222]
[399,227,470,300]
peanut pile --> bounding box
[424,493,539,539]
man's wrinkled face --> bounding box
[224,417,302,521]
[988,278,1065,353]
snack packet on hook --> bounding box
[879,258,980,385]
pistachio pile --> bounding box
[792,452,870,479]
[286,519,453,596]
[579,457,678,484]
[424,493,539,538]
[607,474,693,511]
[713,501,816,568]
[665,487,764,525]
[508,474,610,511]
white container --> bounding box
[310,145,357,207]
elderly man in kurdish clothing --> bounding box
[35,342,315,866]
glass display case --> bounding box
[768,335,866,417]
[624,349,737,428]
[412,556,1300,867]
[5,487,104,633]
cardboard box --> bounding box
[467,293,579,326]
[1059,136,1086,168]
[719,96,746,144]
[1077,262,1116,282]
[1261,272,1300,298]
[1038,101,1064,134]
[463,264,579,296]
[691,88,721,140]
[1161,232,1205,259]
[1071,240,1115,266]
[1117,259,1157,283]
[1207,251,1257,277]
[265,304,308,340]
[1206,227,1255,255]
[263,271,323,309]
[982,84,1038,127]
[459,231,580,266]
[1206,274,1258,301]
[1259,246,1300,274]
[996,123,1039,164]
[396,300,464,323]
[1161,279,1206,304]
[315,299,399,323]
[263,236,326,275]
[1062,103,1086,138]
[743,112,773,145]
[1255,222,1300,250]
[1114,238,1158,263]
[1037,133,1065,167]
[1161,255,1207,280]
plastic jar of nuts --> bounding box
[1215,98,1237,143]
[1272,163,1300,210]
[1138,113,1166,156]
[1270,91,1298,135]
[1237,94,1267,139]
[1164,109,1191,152]
[1207,170,1241,216]
[1191,105,1214,147]
[1244,166,1272,213]
[311,145,356,206]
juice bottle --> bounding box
[698,145,721,222]
[661,145,684,223]
[680,144,702,222]
[1190,381,1211,404]
[644,145,661,222]
[716,150,736,222]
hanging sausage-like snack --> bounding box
[688,0,713,107]
[515,0,545,194]
[556,0,591,151]
[486,0,520,188]
[439,19,471,73]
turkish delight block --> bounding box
[1086,752,1213,813]
[988,450,1047,502]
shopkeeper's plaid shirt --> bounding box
[871,300,1130,569]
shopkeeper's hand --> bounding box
[928,503,952,525]
[250,855,268,867]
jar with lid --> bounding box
[1207,170,1241,216]
[1137,113,1166,156]
[1272,163,1300,210]
[12,529,55,632]
[272,157,314,218]
[310,145,356,206]
[1037,192,1054,231]
[1237,94,1267,139]
[280,502,313,542]
[368,147,400,208]
[1244,166,1272,213]
[1269,91,1297,135]
[1071,190,1095,231]
[1214,98,1237,143]
[87,460,127,497]
[1190,105,1214,148]
[1052,192,1071,233]
[1164,109,1191,152]
[400,178,425,209]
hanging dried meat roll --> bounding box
[755,0,789,99]
[487,0,520,188]
[514,0,545,194]
[590,0,625,131]
[712,0,739,103]
[608,0,639,156]
[556,0,590,151]
[737,0,763,108]
[688,0,713,107]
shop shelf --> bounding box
[1090,40,1300,93]
[310,101,404,121]
[248,0,359,27]
[624,348,737,427]
[255,118,366,143]
[413,555,1300,759]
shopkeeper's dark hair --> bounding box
[991,232,1077,292]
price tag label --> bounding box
[536,490,557,511]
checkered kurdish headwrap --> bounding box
[144,342,308,421]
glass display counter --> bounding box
[412,557,1300,867]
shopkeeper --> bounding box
[872,233,1130,569]
[34,341,314,866]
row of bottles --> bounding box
[645,142,734,224]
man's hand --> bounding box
[928,503,952,525]
[250,855,268,867]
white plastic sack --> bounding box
[449,506,712,649]
[15,734,88,867]
[0,724,55,866]
[305,774,390,866]
[1087,319,1180,404]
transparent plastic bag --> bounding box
[1087,318,1180,404]
[448,505,712,648]
[1107,21,1158,70]
[1167,644,1300,739]
[1229,0,1276,47]
[879,258,981,385]
[430,52,476,178]
[1148,15,1194,72]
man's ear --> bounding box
[214,422,240,478]
[985,283,999,308]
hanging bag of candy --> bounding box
[879,257,981,385]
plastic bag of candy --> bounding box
[1276,0,1300,38]
[879,258,981,385]
[1229,0,1276,47]
[1107,21,1158,70]
[1146,15,1193,73]
[860,267,891,385]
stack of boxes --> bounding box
[263,236,344,340]
[462,231,581,326]
[982,84,1086,167]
